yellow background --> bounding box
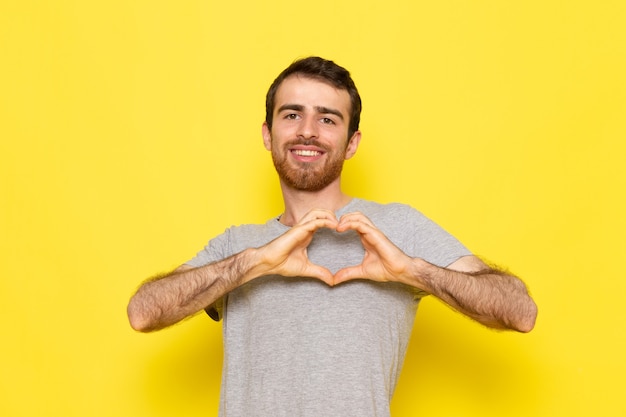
[2,1,625,416]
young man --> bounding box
[128,57,537,417]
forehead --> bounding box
[274,75,351,116]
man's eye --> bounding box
[285,113,299,120]
[321,117,335,124]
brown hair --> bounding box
[265,57,362,138]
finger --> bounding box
[336,216,376,234]
[294,217,340,236]
[338,211,375,228]
[297,208,338,225]
[305,264,335,286]
[333,266,364,285]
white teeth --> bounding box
[293,150,321,156]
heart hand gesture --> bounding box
[256,209,339,286]
[256,209,414,287]
[334,212,415,286]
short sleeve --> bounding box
[185,228,233,268]
[400,206,472,267]
[184,228,234,321]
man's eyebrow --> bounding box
[277,104,345,121]
[277,104,305,113]
[315,106,344,120]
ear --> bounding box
[262,122,272,151]
[344,130,361,160]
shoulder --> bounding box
[225,216,282,236]
[352,198,457,241]
[185,217,283,267]
[222,217,285,252]
[351,199,424,224]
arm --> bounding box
[410,255,537,332]
[127,250,260,332]
[334,212,537,333]
[127,209,339,332]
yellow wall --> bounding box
[2,1,625,416]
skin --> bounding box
[127,75,537,333]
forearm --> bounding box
[127,248,261,332]
[411,259,537,332]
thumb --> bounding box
[306,264,335,287]
[333,266,362,285]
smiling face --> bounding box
[262,75,361,192]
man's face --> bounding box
[262,75,361,192]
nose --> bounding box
[297,115,318,139]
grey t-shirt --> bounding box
[186,199,471,417]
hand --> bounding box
[256,209,338,286]
[334,212,415,285]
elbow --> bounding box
[514,299,538,333]
[128,316,149,333]
[515,317,536,334]
[127,300,155,333]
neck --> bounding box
[278,178,352,226]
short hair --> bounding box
[265,56,362,138]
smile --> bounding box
[292,149,323,157]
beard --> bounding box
[270,138,347,192]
